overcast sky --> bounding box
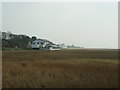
[0,3,1,33]
[2,2,118,49]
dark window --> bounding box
[33,42,35,44]
[41,42,43,44]
[37,42,39,44]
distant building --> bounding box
[29,39,60,50]
[67,45,81,48]
[60,44,67,49]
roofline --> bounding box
[32,39,56,45]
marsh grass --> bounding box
[2,49,118,88]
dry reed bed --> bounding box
[2,49,118,88]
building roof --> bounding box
[33,39,55,45]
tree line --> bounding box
[1,31,37,49]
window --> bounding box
[33,42,35,44]
[37,42,39,44]
[41,42,43,44]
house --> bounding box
[30,39,60,50]
[60,43,67,49]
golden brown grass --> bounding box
[0,51,2,89]
[2,49,118,88]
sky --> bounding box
[2,2,118,49]
[0,2,1,33]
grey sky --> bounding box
[2,2,118,49]
[0,2,2,31]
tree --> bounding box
[2,31,31,49]
[31,36,37,41]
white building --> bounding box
[30,39,60,50]
[60,44,67,49]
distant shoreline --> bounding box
[1,47,119,51]
[61,48,118,50]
